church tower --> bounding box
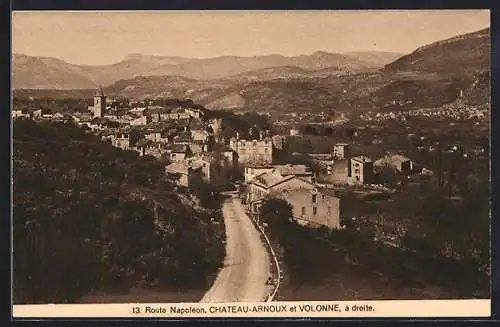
[93,87,106,118]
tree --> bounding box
[260,198,293,242]
[13,120,225,303]
[375,165,402,188]
[189,178,219,209]
[128,129,143,147]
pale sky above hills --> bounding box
[13,10,490,66]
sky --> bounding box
[12,10,490,66]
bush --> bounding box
[13,120,224,303]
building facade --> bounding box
[244,166,274,183]
[333,143,349,160]
[165,162,202,187]
[91,87,107,118]
[374,154,413,175]
[349,156,374,185]
[274,188,340,229]
[246,170,340,229]
[229,136,273,167]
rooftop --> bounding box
[374,154,412,166]
[251,170,295,188]
[91,117,110,124]
[351,155,373,163]
[274,164,311,176]
[165,162,190,175]
[167,144,190,153]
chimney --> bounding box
[259,130,264,140]
[236,131,240,140]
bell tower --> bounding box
[93,86,106,118]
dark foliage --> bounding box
[260,187,489,298]
[13,120,224,304]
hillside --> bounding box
[13,28,490,113]
[13,120,225,304]
[76,54,197,86]
[13,54,96,89]
[139,51,375,80]
[342,51,404,67]
[384,28,490,75]
[12,51,385,90]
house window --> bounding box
[301,207,306,215]
[171,153,176,159]
[313,207,317,215]
[312,194,317,203]
[328,206,331,213]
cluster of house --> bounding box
[229,133,342,230]
[78,88,243,191]
[242,163,341,230]
[304,143,415,186]
[357,102,487,123]
[13,88,425,232]
[12,108,69,121]
[407,103,488,121]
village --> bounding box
[14,86,484,250]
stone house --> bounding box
[244,166,274,183]
[166,144,192,162]
[12,109,30,119]
[333,142,349,160]
[275,188,340,229]
[229,134,273,167]
[374,154,414,175]
[130,115,150,126]
[349,156,374,185]
[100,129,130,151]
[165,162,202,187]
[246,170,340,229]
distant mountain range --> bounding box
[13,28,490,113]
[12,50,403,90]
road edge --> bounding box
[243,201,282,302]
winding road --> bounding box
[201,195,272,303]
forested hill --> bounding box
[13,120,224,304]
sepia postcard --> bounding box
[11,10,492,319]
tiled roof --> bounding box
[91,117,110,124]
[351,155,372,163]
[374,154,411,167]
[165,162,190,175]
[274,164,311,176]
[251,170,294,188]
